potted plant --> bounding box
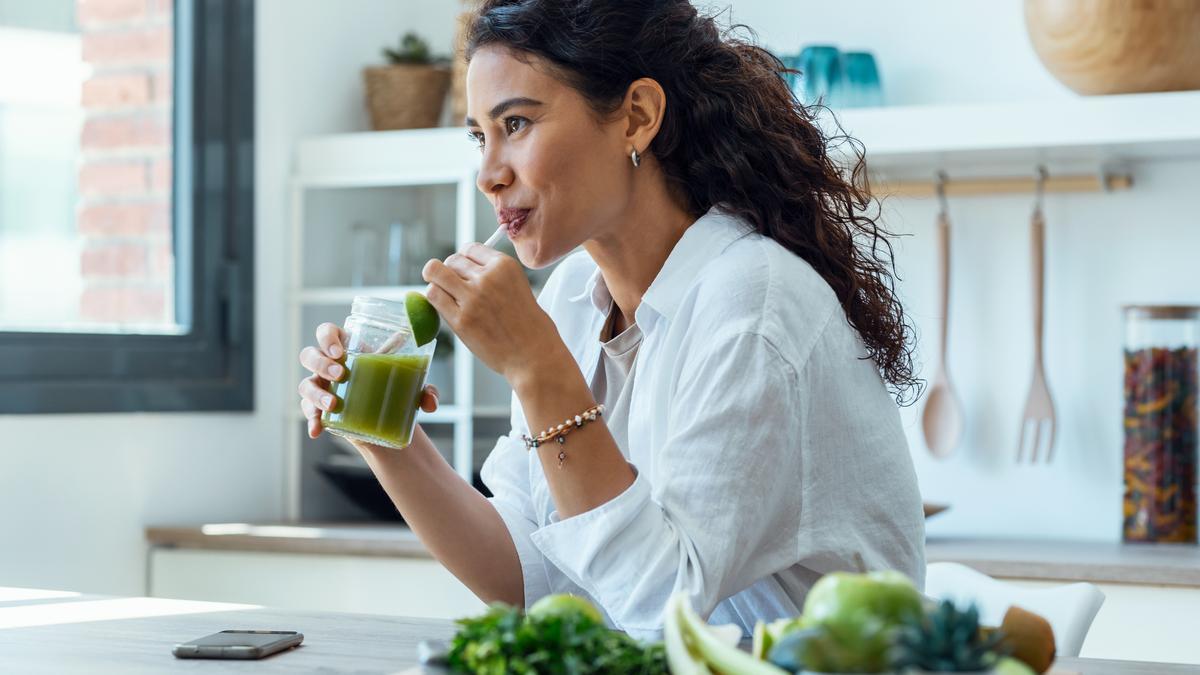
[363,32,451,130]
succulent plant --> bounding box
[890,600,1007,673]
[383,32,434,65]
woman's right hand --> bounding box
[297,322,441,439]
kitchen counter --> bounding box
[0,586,1194,674]
[146,523,430,559]
[925,537,1200,587]
[147,523,1200,588]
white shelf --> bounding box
[831,90,1200,174]
[472,405,512,419]
[296,286,426,304]
[294,128,480,188]
[417,406,467,424]
[296,284,545,306]
[291,92,1200,190]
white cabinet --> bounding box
[286,128,556,522]
[149,548,486,621]
[1003,578,1200,665]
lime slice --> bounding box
[405,291,440,347]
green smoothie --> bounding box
[322,351,431,448]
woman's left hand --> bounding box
[422,243,569,386]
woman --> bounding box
[298,0,924,639]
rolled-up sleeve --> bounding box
[480,395,552,606]
[529,331,804,635]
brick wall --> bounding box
[77,0,173,326]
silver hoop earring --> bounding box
[631,148,641,168]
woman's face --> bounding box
[466,46,632,269]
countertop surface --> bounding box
[147,523,1200,587]
[925,536,1200,587]
[147,523,430,558]
[1,587,1195,674]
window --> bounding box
[0,0,254,413]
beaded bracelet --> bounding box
[521,404,605,468]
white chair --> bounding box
[924,561,1105,658]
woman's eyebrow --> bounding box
[464,97,544,127]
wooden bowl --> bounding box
[1024,0,1200,95]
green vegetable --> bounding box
[752,617,804,660]
[446,603,667,675]
[665,593,788,675]
[663,594,712,675]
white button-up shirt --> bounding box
[481,206,925,641]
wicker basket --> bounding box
[363,64,451,130]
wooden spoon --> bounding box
[922,177,965,458]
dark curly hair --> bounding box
[466,0,920,404]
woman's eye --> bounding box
[467,131,484,150]
[505,117,528,135]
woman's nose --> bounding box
[476,146,514,195]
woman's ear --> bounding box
[622,77,667,155]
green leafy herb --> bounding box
[446,603,668,675]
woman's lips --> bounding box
[497,208,531,237]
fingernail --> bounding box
[330,345,342,358]
[322,395,334,409]
[329,364,343,379]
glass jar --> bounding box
[1122,305,1199,543]
[321,296,436,449]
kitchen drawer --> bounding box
[149,548,486,620]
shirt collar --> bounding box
[641,205,752,321]
[566,205,753,321]
[567,266,607,307]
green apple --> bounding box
[995,656,1037,675]
[526,593,604,624]
[802,570,923,629]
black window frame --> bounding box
[0,0,255,414]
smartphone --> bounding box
[172,630,303,659]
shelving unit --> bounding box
[294,285,428,305]
[285,128,517,521]
[830,90,1200,185]
[283,90,1200,518]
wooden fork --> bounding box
[1018,172,1057,463]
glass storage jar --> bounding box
[1122,305,1199,543]
[321,296,436,449]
